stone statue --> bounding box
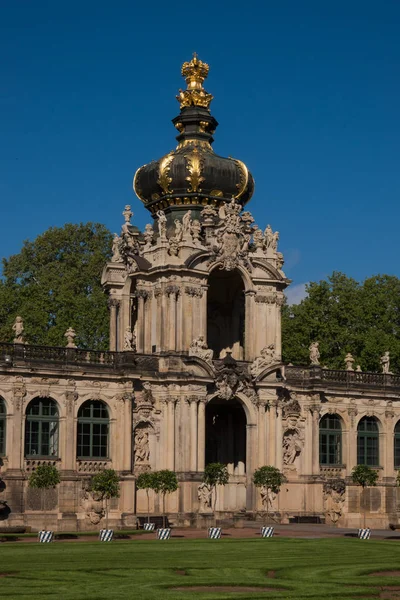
[191,219,201,243]
[182,210,192,238]
[271,230,279,251]
[168,236,180,256]
[81,488,104,525]
[309,342,320,366]
[12,316,25,344]
[134,427,150,463]
[123,326,136,351]
[197,482,212,512]
[323,479,345,524]
[381,351,390,374]
[111,233,123,262]
[156,210,167,240]
[142,381,155,405]
[264,225,273,249]
[143,224,154,249]
[276,252,284,270]
[283,428,303,465]
[356,365,362,372]
[122,204,133,224]
[260,486,277,510]
[215,374,234,401]
[64,327,77,348]
[174,219,183,242]
[253,227,264,250]
[189,335,214,364]
[200,205,217,224]
[344,353,354,371]
[250,344,276,377]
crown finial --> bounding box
[177,54,213,110]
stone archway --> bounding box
[207,269,245,360]
[205,396,247,512]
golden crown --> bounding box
[181,53,209,88]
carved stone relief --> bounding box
[323,479,345,524]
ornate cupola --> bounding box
[133,54,254,223]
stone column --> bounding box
[9,383,26,471]
[275,404,283,471]
[176,291,183,351]
[108,298,120,352]
[197,399,206,473]
[311,406,321,475]
[258,402,267,467]
[63,391,77,472]
[167,398,176,471]
[154,289,162,352]
[385,407,395,478]
[166,287,178,351]
[189,397,198,472]
[347,407,358,477]
[160,290,168,351]
[268,401,277,466]
[144,293,152,354]
[136,293,146,353]
[246,423,257,510]
[244,291,255,361]
[275,296,285,361]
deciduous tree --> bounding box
[0,222,112,349]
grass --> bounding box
[1,536,400,599]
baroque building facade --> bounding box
[1,55,400,530]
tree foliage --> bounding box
[282,272,400,372]
[203,463,229,514]
[28,464,60,530]
[151,470,179,528]
[351,465,378,489]
[90,469,120,500]
[0,222,112,349]
[351,465,378,529]
[28,464,60,490]
[136,471,159,524]
[253,466,284,494]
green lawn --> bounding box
[1,537,400,599]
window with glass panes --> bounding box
[357,417,379,466]
[319,414,342,465]
[0,399,5,456]
[25,399,59,457]
[394,421,400,469]
[77,401,109,459]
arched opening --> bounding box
[357,416,380,467]
[0,398,6,457]
[77,400,110,459]
[319,414,342,465]
[207,269,245,360]
[206,397,246,475]
[394,420,400,469]
[25,398,59,458]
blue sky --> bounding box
[1,1,399,302]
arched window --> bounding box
[0,399,6,456]
[394,421,400,469]
[77,401,109,459]
[357,417,379,467]
[319,414,342,465]
[25,398,59,458]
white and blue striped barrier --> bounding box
[261,526,274,538]
[358,528,371,540]
[208,527,222,539]
[144,522,155,532]
[38,530,53,543]
[157,528,171,540]
[99,529,114,542]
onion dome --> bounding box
[133,54,254,219]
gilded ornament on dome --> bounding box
[210,189,224,197]
[176,53,214,109]
[133,166,147,202]
[157,153,174,194]
[234,159,249,200]
[185,149,205,193]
